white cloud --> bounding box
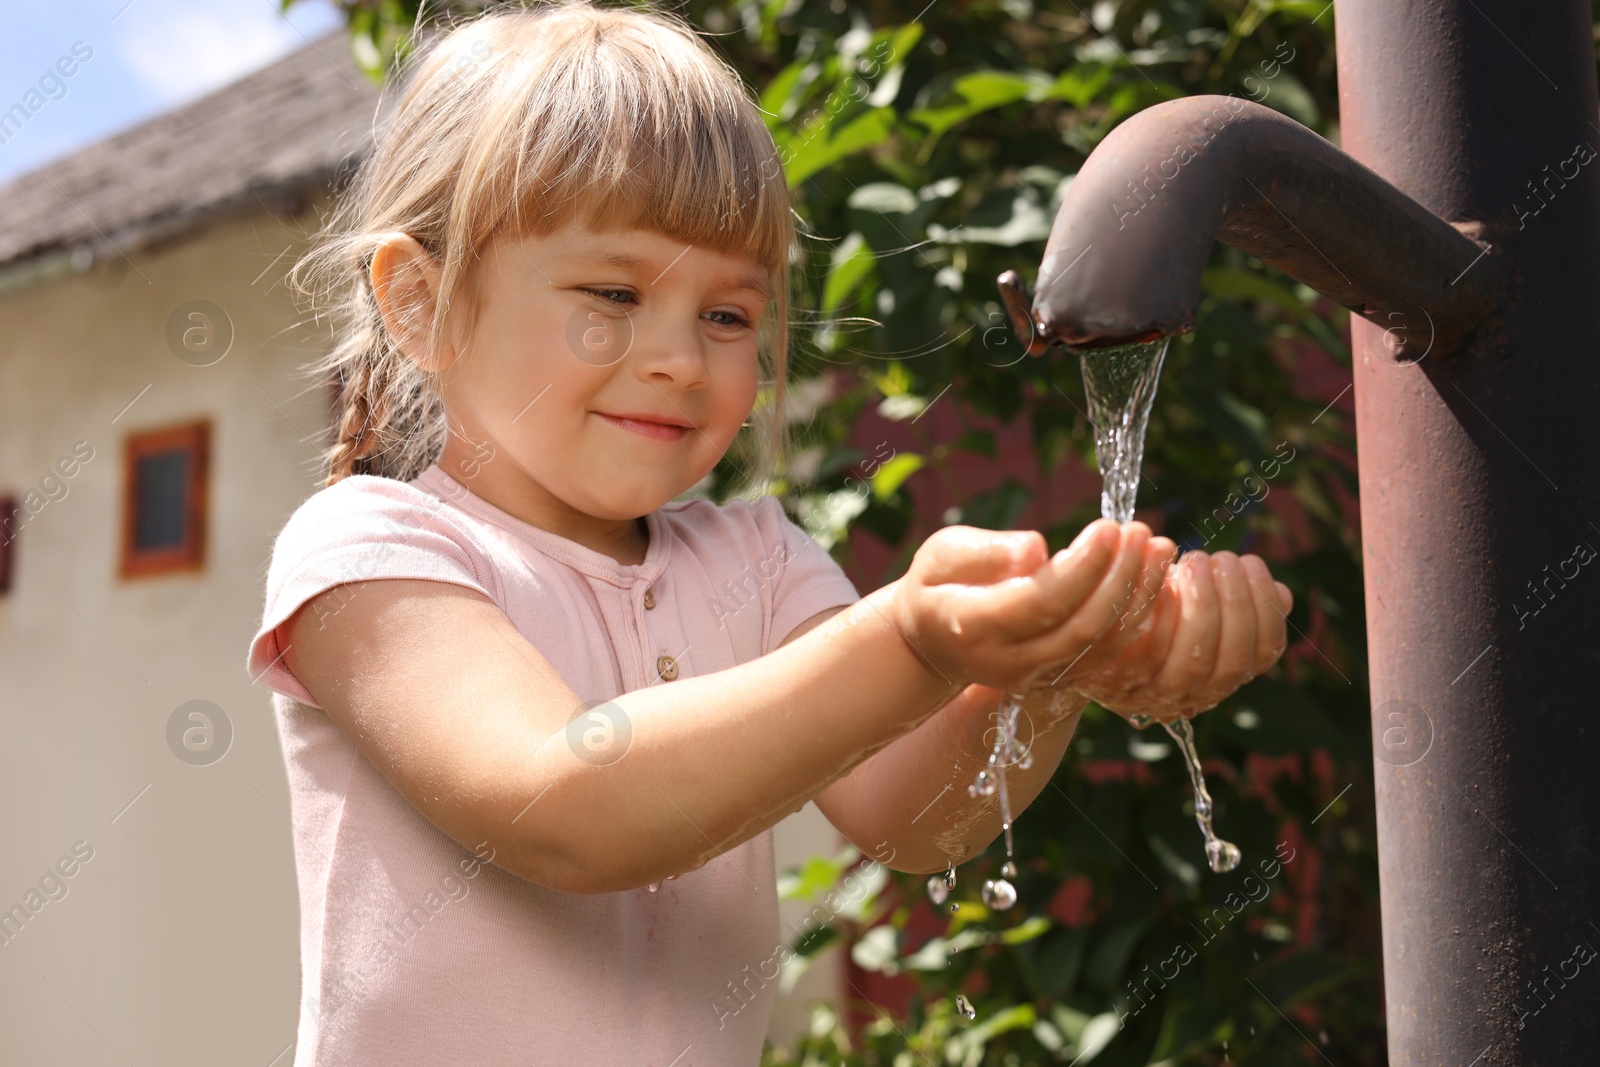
[114,0,340,105]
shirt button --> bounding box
[656,655,679,681]
[644,588,657,610]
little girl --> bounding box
[245,3,1293,1064]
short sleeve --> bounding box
[749,495,861,653]
[245,475,503,709]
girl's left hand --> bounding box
[1065,549,1293,722]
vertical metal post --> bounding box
[1336,1,1600,1061]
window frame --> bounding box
[120,419,210,580]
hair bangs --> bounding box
[492,18,791,278]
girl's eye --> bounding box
[582,288,752,330]
[706,309,753,330]
[581,287,636,307]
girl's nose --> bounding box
[631,325,709,388]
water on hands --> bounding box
[1078,339,1241,874]
[924,339,1234,1025]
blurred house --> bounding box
[0,29,845,1064]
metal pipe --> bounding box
[996,96,1499,357]
[1336,1,1600,1062]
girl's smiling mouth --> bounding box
[593,409,695,441]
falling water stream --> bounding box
[930,337,1239,1023]
[1078,338,1240,874]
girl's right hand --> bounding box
[889,518,1158,693]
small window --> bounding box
[121,420,209,579]
[0,494,16,595]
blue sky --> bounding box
[0,0,344,185]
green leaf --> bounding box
[1217,391,1269,445]
[901,926,992,970]
[934,183,1054,247]
[1068,1012,1121,1063]
[822,232,876,313]
[759,59,817,126]
[964,1003,1037,1045]
[847,182,919,217]
[1046,64,1113,107]
[777,849,855,901]
[784,107,897,186]
[998,915,1054,945]
[849,925,899,975]
[1086,914,1150,990]
[871,453,926,501]
[907,70,1051,137]
[1258,71,1320,127]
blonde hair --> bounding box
[289,0,796,489]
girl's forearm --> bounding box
[819,686,1089,875]
[497,583,964,894]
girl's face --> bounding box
[429,218,770,545]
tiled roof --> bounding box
[0,29,385,276]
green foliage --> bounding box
[296,0,1400,1062]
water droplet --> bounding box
[967,769,997,797]
[949,903,959,913]
[1128,713,1154,729]
[1000,860,1018,879]
[1205,838,1242,873]
[981,878,1017,910]
[942,863,956,890]
[1016,750,1034,770]
[646,882,661,892]
[1163,713,1243,875]
[955,994,976,1020]
[927,874,949,906]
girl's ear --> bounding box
[371,233,453,373]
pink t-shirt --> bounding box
[246,462,861,1066]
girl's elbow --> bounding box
[491,831,627,895]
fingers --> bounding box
[915,525,1050,586]
[1079,550,1295,721]
[1205,552,1258,700]
[1117,536,1179,637]
[1153,551,1221,700]
[1093,535,1178,664]
[1242,555,1291,669]
[1078,570,1179,698]
[942,519,1124,642]
[1011,522,1152,668]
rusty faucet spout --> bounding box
[997,96,1497,358]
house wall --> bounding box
[0,200,843,1063]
